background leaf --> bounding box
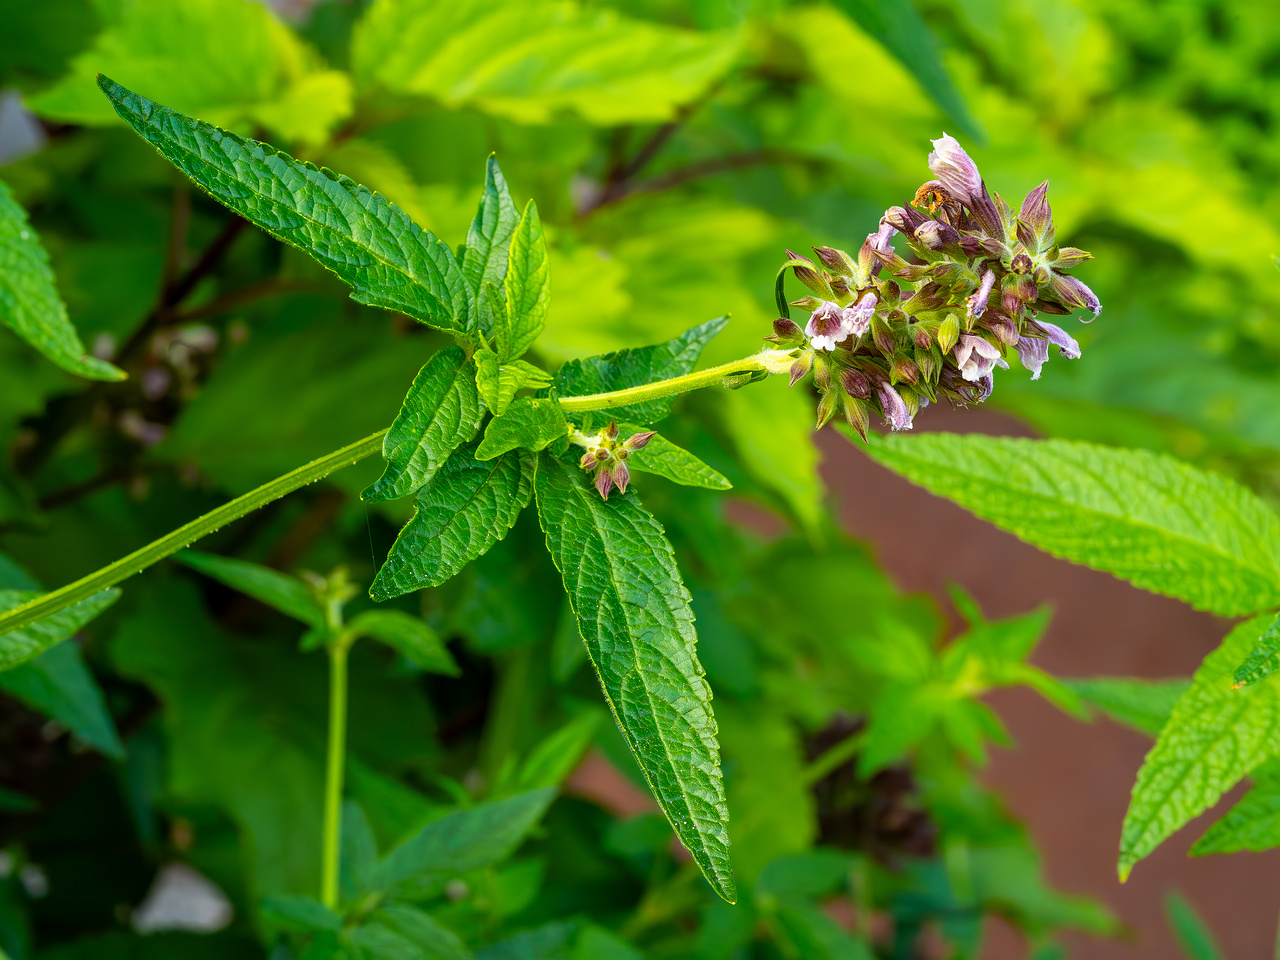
[0,588,120,672]
[174,550,324,629]
[865,434,1280,616]
[1163,890,1225,960]
[347,609,459,675]
[0,642,123,758]
[534,453,736,903]
[1066,677,1191,737]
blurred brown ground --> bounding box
[817,406,1280,959]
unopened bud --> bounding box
[815,390,837,429]
[891,356,919,384]
[911,322,934,349]
[842,395,871,441]
[937,314,960,353]
[1010,253,1033,275]
[812,246,858,276]
[788,351,813,386]
[813,357,832,393]
[770,317,804,346]
[840,366,872,400]
[915,346,940,383]
[623,430,655,452]
[604,421,620,442]
[1052,247,1093,269]
[786,250,832,298]
[871,314,895,355]
[789,296,824,311]
[914,219,960,251]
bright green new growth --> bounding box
[1119,615,1280,879]
[0,588,120,672]
[1231,612,1280,688]
[0,178,124,381]
[498,199,550,360]
[371,445,534,601]
[866,434,1280,617]
[461,155,519,300]
[1190,760,1280,856]
[98,76,472,333]
[362,346,485,503]
[474,350,553,416]
[534,454,736,903]
[476,398,567,460]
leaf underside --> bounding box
[865,433,1280,617]
[98,75,471,332]
[370,443,534,601]
[534,453,735,902]
[363,346,485,503]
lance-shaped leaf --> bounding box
[474,348,552,417]
[1163,891,1225,960]
[461,155,519,298]
[552,316,728,426]
[1066,677,1191,737]
[98,76,472,332]
[497,200,549,361]
[1119,615,1280,879]
[347,609,458,675]
[0,588,121,672]
[618,424,731,491]
[0,178,123,381]
[865,434,1280,617]
[353,904,471,960]
[1190,760,1280,856]
[261,895,343,934]
[174,550,324,628]
[0,643,124,758]
[534,453,735,902]
[371,444,534,601]
[363,346,485,503]
[476,398,566,461]
[377,787,556,889]
[1232,612,1280,689]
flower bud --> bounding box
[813,245,857,276]
[815,390,837,429]
[788,350,814,387]
[623,430,655,452]
[840,366,872,400]
[911,321,934,350]
[937,314,960,354]
[1018,180,1054,248]
[914,219,961,251]
[891,355,919,384]
[1047,273,1102,319]
[790,296,825,311]
[1052,247,1094,269]
[875,381,913,431]
[843,394,871,442]
[786,249,833,298]
[769,317,805,346]
[871,313,896,356]
[883,205,926,235]
[1010,252,1033,275]
[967,268,997,319]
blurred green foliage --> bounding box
[0,0,1274,956]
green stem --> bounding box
[0,350,791,636]
[322,635,351,909]
[0,430,387,635]
[800,729,867,786]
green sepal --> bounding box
[533,452,736,903]
[476,398,567,461]
[370,443,534,601]
[97,75,472,332]
[362,346,485,504]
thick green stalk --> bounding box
[0,430,387,635]
[322,635,352,908]
[0,351,790,636]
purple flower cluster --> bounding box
[769,135,1100,436]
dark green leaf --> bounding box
[534,453,735,902]
[362,346,486,504]
[261,894,342,934]
[0,642,123,758]
[1232,612,1280,688]
[552,316,728,426]
[621,425,731,491]
[377,787,557,888]
[1066,677,1191,737]
[1120,615,1280,879]
[342,801,379,900]
[462,155,519,299]
[174,550,324,628]
[830,0,984,143]
[498,200,549,361]
[475,349,553,418]
[0,177,123,381]
[371,445,534,601]
[512,712,600,793]
[476,399,567,461]
[476,922,573,960]
[369,904,472,960]
[348,609,459,675]
[865,434,1280,616]
[0,588,121,672]
[1163,890,1224,960]
[98,76,471,332]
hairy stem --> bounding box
[0,351,791,635]
[322,635,352,908]
[0,431,387,635]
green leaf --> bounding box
[498,200,549,361]
[475,349,553,417]
[351,0,737,125]
[462,156,520,299]
[29,0,353,145]
[1232,611,1280,688]
[830,0,983,143]
[341,801,379,900]
[1119,615,1280,879]
[534,453,736,903]
[1163,891,1224,960]
[552,316,728,426]
[357,904,473,960]
[865,434,1280,616]
[476,399,567,461]
[0,588,121,672]
[362,346,486,504]
[621,425,731,491]
[377,787,557,888]
[347,609,459,675]
[512,712,601,793]
[98,76,472,333]
[261,895,343,934]
[371,445,534,601]
[1066,677,1191,737]
[174,550,324,629]
[0,178,123,381]
[1190,760,1280,856]
[0,643,124,758]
